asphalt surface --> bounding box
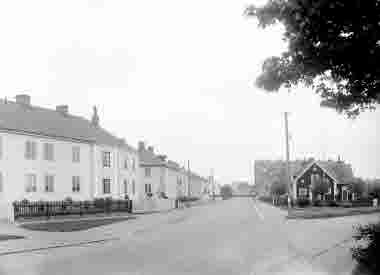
[0,198,379,275]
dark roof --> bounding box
[138,149,166,166]
[0,100,123,146]
[317,161,354,183]
[255,159,354,187]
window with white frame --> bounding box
[25,174,37,192]
[72,176,80,192]
[132,158,136,171]
[132,179,135,195]
[124,157,129,170]
[144,167,151,177]
[299,187,308,196]
[43,143,54,161]
[72,146,80,163]
[103,178,111,194]
[25,141,37,160]
[145,183,152,194]
[102,151,111,168]
[123,179,128,194]
[44,174,54,192]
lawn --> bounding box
[287,206,380,219]
[20,216,134,232]
[0,235,24,241]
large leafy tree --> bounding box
[220,184,234,199]
[246,0,380,117]
[270,181,287,197]
[348,178,366,198]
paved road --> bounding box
[0,199,379,275]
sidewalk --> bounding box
[0,199,219,255]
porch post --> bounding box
[309,188,313,202]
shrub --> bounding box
[20,199,29,205]
[94,198,105,209]
[351,198,373,207]
[327,200,339,207]
[64,197,73,204]
[177,196,199,203]
[296,198,310,207]
[352,222,380,274]
[278,195,290,207]
[339,201,353,208]
[83,200,91,210]
[220,185,233,199]
[104,197,113,212]
[313,200,337,207]
[258,196,272,204]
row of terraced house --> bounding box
[0,95,210,221]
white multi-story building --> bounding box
[0,95,139,220]
[138,141,207,204]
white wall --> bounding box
[117,148,139,200]
[93,145,140,200]
[139,165,161,198]
[0,131,92,203]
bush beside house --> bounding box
[352,222,380,275]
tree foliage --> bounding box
[220,184,233,199]
[246,0,380,117]
[270,181,287,196]
[348,178,366,197]
[369,180,380,198]
[352,222,380,274]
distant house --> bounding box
[292,160,354,201]
[254,158,355,201]
[231,181,252,195]
[137,142,207,211]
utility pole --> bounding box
[284,112,292,210]
[211,168,215,200]
[187,160,191,197]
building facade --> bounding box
[0,95,139,220]
[254,158,355,201]
[138,142,207,203]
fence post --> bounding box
[45,202,49,220]
[79,202,83,216]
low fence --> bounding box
[13,199,132,220]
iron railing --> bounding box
[13,199,132,220]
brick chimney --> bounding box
[15,94,31,106]
[118,138,126,145]
[91,106,99,127]
[158,155,167,161]
[138,141,145,152]
[56,105,68,115]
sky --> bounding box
[0,0,379,185]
